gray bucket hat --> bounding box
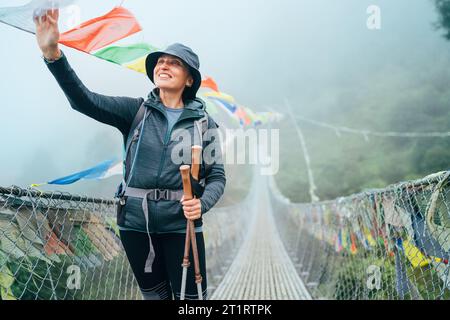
[145,43,201,100]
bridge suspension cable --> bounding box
[294,114,450,140]
[284,99,320,203]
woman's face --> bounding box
[154,54,194,94]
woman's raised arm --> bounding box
[34,9,142,135]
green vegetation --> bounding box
[274,0,450,203]
[276,62,450,203]
[435,0,450,40]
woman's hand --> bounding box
[180,196,202,221]
[34,9,61,60]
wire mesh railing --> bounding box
[0,187,139,300]
[3,168,449,300]
[269,171,450,300]
[0,185,251,300]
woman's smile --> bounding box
[158,72,172,80]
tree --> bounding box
[435,0,450,40]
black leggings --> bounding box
[119,230,208,300]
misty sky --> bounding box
[1,0,449,197]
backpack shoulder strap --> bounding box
[124,102,151,180]
[194,112,209,147]
[194,112,212,184]
[193,97,209,139]
[129,102,148,138]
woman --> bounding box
[34,9,226,300]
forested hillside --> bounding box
[275,0,450,202]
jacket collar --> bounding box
[145,88,205,117]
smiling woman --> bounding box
[152,54,193,108]
[146,43,202,105]
[33,8,226,300]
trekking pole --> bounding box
[190,146,203,300]
[179,146,203,300]
[180,203,191,300]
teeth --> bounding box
[159,73,170,79]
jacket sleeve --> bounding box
[199,115,226,214]
[44,50,142,135]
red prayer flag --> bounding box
[235,107,252,126]
[350,233,358,255]
[201,76,219,92]
[59,6,142,53]
[44,231,72,256]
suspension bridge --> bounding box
[0,0,449,302]
[0,160,449,300]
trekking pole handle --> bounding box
[180,165,193,201]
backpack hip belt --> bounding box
[124,187,184,201]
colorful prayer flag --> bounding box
[93,42,158,66]
[32,159,122,187]
[201,76,219,92]
[208,97,238,115]
[59,6,142,53]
